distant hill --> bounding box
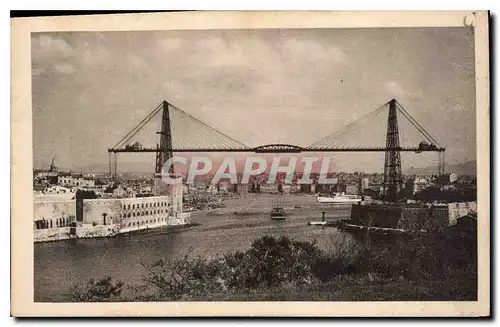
[75,162,155,174]
[77,159,477,176]
[78,155,322,175]
[404,160,476,176]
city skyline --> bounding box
[32,28,476,173]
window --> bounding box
[127,213,131,218]
[141,204,144,209]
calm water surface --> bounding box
[34,194,352,301]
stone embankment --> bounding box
[34,224,120,243]
[34,214,191,243]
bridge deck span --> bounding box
[108,147,446,153]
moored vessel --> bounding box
[316,192,363,204]
[270,198,286,220]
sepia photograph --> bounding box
[11,11,490,316]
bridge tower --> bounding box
[153,101,175,196]
[155,101,174,175]
[383,99,403,203]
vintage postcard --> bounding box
[11,11,490,317]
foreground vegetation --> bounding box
[72,229,477,302]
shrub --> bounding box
[140,254,226,300]
[72,277,123,302]
[243,236,322,288]
[73,232,477,301]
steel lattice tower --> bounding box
[383,99,402,203]
[155,101,174,175]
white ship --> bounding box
[316,192,363,204]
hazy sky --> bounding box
[32,28,476,173]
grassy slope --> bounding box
[197,277,477,302]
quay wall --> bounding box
[350,202,477,232]
[448,202,477,226]
[350,204,402,229]
[33,224,120,243]
[399,207,449,232]
[33,182,190,243]
[34,227,71,242]
[75,224,121,238]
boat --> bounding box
[307,221,327,226]
[270,198,286,220]
[308,212,328,226]
[270,207,286,220]
[316,192,363,204]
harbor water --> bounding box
[34,194,352,302]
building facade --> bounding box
[413,177,429,194]
[58,174,95,188]
[79,195,184,231]
[78,181,185,229]
[34,200,76,230]
[361,177,370,191]
[33,181,188,242]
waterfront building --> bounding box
[78,194,187,230]
[413,177,429,194]
[57,173,96,188]
[33,179,188,242]
[361,177,370,190]
[346,184,359,195]
[33,199,76,230]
